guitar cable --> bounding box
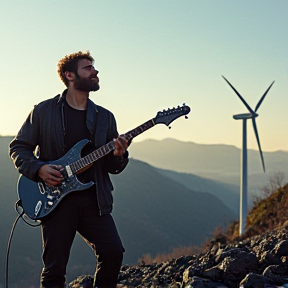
[5,200,41,288]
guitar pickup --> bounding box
[65,165,73,178]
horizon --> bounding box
[1,1,287,152]
[1,135,287,153]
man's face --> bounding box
[74,58,100,92]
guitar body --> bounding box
[17,139,94,220]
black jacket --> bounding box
[9,90,129,215]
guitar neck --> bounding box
[70,118,155,174]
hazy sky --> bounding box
[1,0,287,152]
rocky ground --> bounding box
[69,222,288,288]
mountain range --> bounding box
[129,138,288,196]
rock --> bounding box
[259,251,282,266]
[183,265,204,283]
[215,248,247,264]
[262,265,288,285]
[185,276,228,288]
[203,266,223,281]
[239,272,273,288]
[218,251,259,279]
[69,226,288,288]
[68,275,93,288]
[272,240,288,257]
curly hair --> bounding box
[57,51,94,87]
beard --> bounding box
[74,74,100,92]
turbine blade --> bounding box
[252,117,265,172]
[222,76,255,115]
[255,81,275,112]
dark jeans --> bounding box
[40,188,124,288]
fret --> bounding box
[70,163,77,174]
[94,150,101,159]
[79,159,84,167]
[78,161,84,171]
[74,162,80,171]
[94,150,100,158]
[108,142,115,150]
[72,163,78,173]
[82,157,88,166]
[78,160,84,170]
[73,161,81,173]
[125,120,154,139]
[87,156,92,165]
[88,153,94,163]
[102,146,108,154]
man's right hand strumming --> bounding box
[38,164,64,186]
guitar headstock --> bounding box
[154,104,191,126]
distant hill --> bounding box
[155,168,239,212]
[129,138,288,196]
[0,136,236,287]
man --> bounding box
[9,51,130,288]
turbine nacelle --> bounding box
[233,113,258,120]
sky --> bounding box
[0,0,287,152]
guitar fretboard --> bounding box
[69,119,155,174]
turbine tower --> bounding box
[222,76,275,236]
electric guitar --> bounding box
[17,104,191,220]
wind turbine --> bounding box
[222,76,275,236]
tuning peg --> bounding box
[169,126,171,129]
[185,116,188,119]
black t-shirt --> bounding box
[64,101,95,183]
